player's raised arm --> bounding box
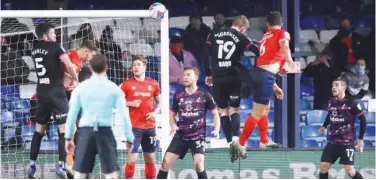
[65,86,82,140]
[279,36,293,63]
[203,33,213,77]
[116,92,135,143]
[60,53,79,82]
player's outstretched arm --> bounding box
[60,54,79,82]
[116,92,135,143]
[65,87,82,140]
[279,39,293,63]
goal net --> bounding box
[0,10,170,179]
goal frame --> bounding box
[1,9,170,177]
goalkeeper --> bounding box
[65,54,134,179]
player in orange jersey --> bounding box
[120,56,161,179]
[63,40,97,92]
[63,40,97,178]
[232,11,299,161]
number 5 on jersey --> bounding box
[35,57,46,76]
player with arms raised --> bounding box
[157,67,220,179]
[28,23,78,179]
[204,15,259,148]
[318,78,366,179]
[121,56,161,179]
[232,11,298,161]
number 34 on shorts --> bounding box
[195,140,206,152]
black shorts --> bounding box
[250,67,276,105]
[166,137,205,159]
[131,128,157,153]
[212,75,241,109]
[34,93,69,125]
[321,143,355,165]
[74,127,118,174]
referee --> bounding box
[65,54,134,179]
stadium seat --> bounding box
[112,28,135,43]
[47,124,59,140]
[16,18,35,32]
[1,111,14,125]
[300,85,314,96]
[137,29,160,44]
[169,27,185,38]
[300,99,311,110]
[169,16,189,29]
[364,126,375,141]
[306,110,328,125]
[1,84,19,97]
[169,83,183,96]
[22,56,35,71]
[365,112,375,124]
[299,42,313,56]
[300,16,325,29]
[239,111,249,123]
[206,112,213,123]
[300,139,319,148]
[354,27,371,37]
[239,97,253,110]
[301,125,325,141]
[300,75,313,86]
[268,111,275,128]
[206,125,215,138]
[146,72,160,82]
[22,125,35,142]
[19,84,37,99]
[326,18,340,29]
[143,18,161,31]
[300,30,320,43]
[364,140,374,148]
[127,43,155,56]
[246,29,264,40]
[66,18,89,37]
[202,16,214,29]
[40,140,58,151]
[8,99,30,110]
[353,18,370,28]
[319,30,338,44]
[13,110,30,125]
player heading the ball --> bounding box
[204,15,259,150]
[157,67,220,179]
[28,22,78,179]
[318,78,366,179]
[121,56,161,179]
[232,11,296,162]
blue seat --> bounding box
[22,125,35,142]
[306,110,328,125]
[1,111,15,125]
[169,28,185,38]
[206,125,215,138]
[239,97,253,110]
[301,85,314,96]
[300,99,311,110]
[146,72,160,82]
[365,112,375,124]
[170,83,183,96]
[40,140,58,151]
[268,111,275,128]
[300,16,325,29]
[1,95,19,102]
[301,125,325,141]
[1,85,19,97]
[354,18,370,28]
[364,140,374,148]
[364,126,375,141]
[198,84,210,93]
[239,111,249,123]
[205,112,213,123]
[300,75,313,86]
[301,139,319,148]
[13,110,30,125]
[247,140,260,148]
[47,124,59,140]
[8,99,31,110]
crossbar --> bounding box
[0,10,150,18]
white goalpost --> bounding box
[0,10,170,179]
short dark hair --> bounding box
[89,54,108,73]
[266,11,282,26]
[35,23,55,39]
[184,67,200,77]
[80,40,97,51]
[132,56,148,65]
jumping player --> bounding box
[232,11,297,161]
[121,56,161,179]
[28,23,78,179]
[63,40,97,94]
[204,15,259,147]
[156,67,220,179]
[318,78,366,179]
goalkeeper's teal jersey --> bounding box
[65,74,134,142]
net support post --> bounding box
[159,10,170,179]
